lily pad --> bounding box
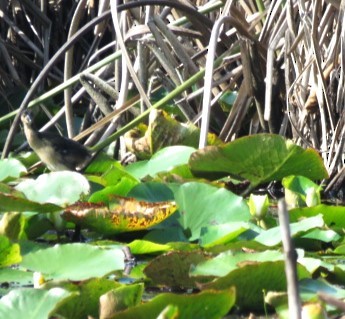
[0,268,33,285]
[111,288,235,319]
[289,205,345,228]
[125,146,196,179]
[144,251,208,288]
[63,197,177,235]
[202,260,310,311]
[172,182,250,240]
[199,222,251,247]
[0,192,62,214]
[128,240,171,255]
[0,288,73,319]
[15,171,90,206]
[99,283,144,317]
[189,134,328,186]
[0,158,27,182]
[48,278,122,319]
[0,235,21,267]
[254,215,324,247]
[191,250,285,277]
[21,243,124,281]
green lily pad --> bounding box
[0,158,27,182]
[0,235,21,267]
[15,171,90,206]
[172,182,250,240]
[144,251,208,288]
[0,268,33,285]
[100,163,139,187]
[202,260,310,311]
[21,243,124,281]
[46,278,122,319]
[189,134,328,186]
[111,288,235,319]
[0,192,62,214]
[88,177,138,204]
[289,205,345,228]
[0,288,73,319]
[125,146,196,179]
[0,212,25,240]
[254,215,324,247]
[127,182,175,202]
[191,250,285,277]
[299,278,345,300]
[301,228,340,242]
[199,222,251,247]
[128,240,171,255]
[283,175,321,207]
[99,283,144,317]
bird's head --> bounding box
[21,110,34,127]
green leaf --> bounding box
[301,228,340,242]
[127,182,175,202]
[219,90,237,112]
[15,171,90,206]
[189,134,328,185]
[88,177,138,204]
[0,158,27,182]
[111,288,235,319]
[21,243,124,281]
[0,288,73,319]
[283,175,321,208]
[128,240,171,255]
[191,250,285,277]
[144,227,188,244]
[101,164,139,187]
[299,278,345,300]
[172,182,250,240]
[0,212,25,240]
[85,153,120,175]
[199,222,250,247]
[254,215,324,247]
[99,283,144,317]
[125,146,196,179]
[157,305,179,319]
[144,251,207,288]
[289,205,345,228]
[0,192,62,213]
[0,268,33,285]
[0,235,21,267]
[52,278,122,319]
[202,261,310,311]
[297,257,334,275]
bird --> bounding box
[21,110,92,172]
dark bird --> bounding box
[21,110,91,171]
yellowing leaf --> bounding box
[63,197,177,235]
